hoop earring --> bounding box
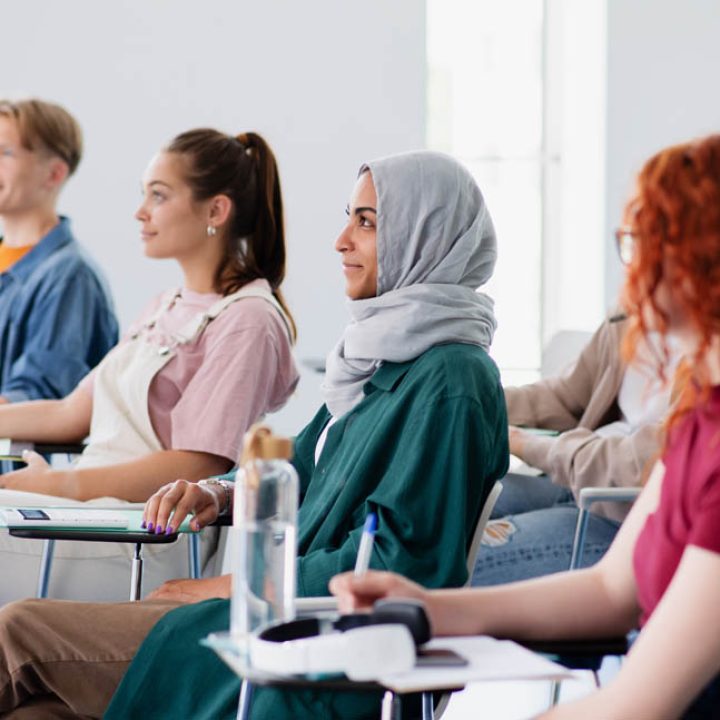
[207,225,217,237]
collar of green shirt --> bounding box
[365,359,414,394]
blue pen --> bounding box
[354,513,377,577]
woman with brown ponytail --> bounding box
[0,128,299,601]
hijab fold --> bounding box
[322,151,497,418]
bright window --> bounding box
[427,0,606,385]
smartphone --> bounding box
[415,648,469,667]
[2,508,129,529]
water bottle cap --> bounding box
[256,436,293,460]
[240,424,294,465]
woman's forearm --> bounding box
[426,567,638,640]
[0,388,92,442]
[428,468,661,640]
[66,449,232,502]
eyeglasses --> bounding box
[614,227,636,266]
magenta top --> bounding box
[633,386,720,626]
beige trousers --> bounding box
[0,598,181,718]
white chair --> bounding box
[569,486,643,570]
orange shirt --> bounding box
[0,243,33,273]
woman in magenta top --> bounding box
[332,134,720,719]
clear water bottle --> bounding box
[230,429,298,648]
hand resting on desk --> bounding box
[142,478,224,534]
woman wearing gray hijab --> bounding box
[323,151,499,418]
[0,151,509,720]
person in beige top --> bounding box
[472,311,677,585]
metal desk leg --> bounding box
[381,691,393,720]
[130,542,143,601]
[237,680,253,720]
[381,690,402,720]
[569,508,590,570]
[36,539,55,598]
[421,691,434,720]
[549,678,562,707]
[189,533,201,579]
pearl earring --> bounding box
[207,225,217,237]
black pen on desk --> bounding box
[354,513,377,577]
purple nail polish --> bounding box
[147,522,154,532]
[140,520,147,529]
[165,525,174,535]
[155,525,163,534]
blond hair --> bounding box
[0,98,82,175]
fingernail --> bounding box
[147,522,154,532]
[191,519,200,531]
[165,526,174,535]
[140,520,146,529]
[155,525,163,534]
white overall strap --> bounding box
[130,289,182,339]
[173,285,292,345]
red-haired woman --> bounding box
[332,135,720,719]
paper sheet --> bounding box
[378,636,572,692]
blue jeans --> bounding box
[471,473,621,586]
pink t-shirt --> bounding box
[633,386,720,626]
[81,279,299,463]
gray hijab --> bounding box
[321,151,497,418]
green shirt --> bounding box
[294,342,508,595]
[106,343,508,720]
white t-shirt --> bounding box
[595,332,681,438]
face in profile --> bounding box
[0,116,61,216]
[135,152,218,262]
[335,171,378,300]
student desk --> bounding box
[1,509,227,600]
[204,632,571,720]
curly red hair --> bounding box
[622,134,720,430]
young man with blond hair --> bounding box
[0,98,117,404]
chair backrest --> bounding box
[465,480,503,585]
[430,479,504,720]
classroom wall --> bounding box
[8,0,720,427]
[604,0,720,307]
[4,0,426,433]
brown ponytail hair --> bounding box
[165,128,296,340]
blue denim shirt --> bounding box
[0,217,118,402]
